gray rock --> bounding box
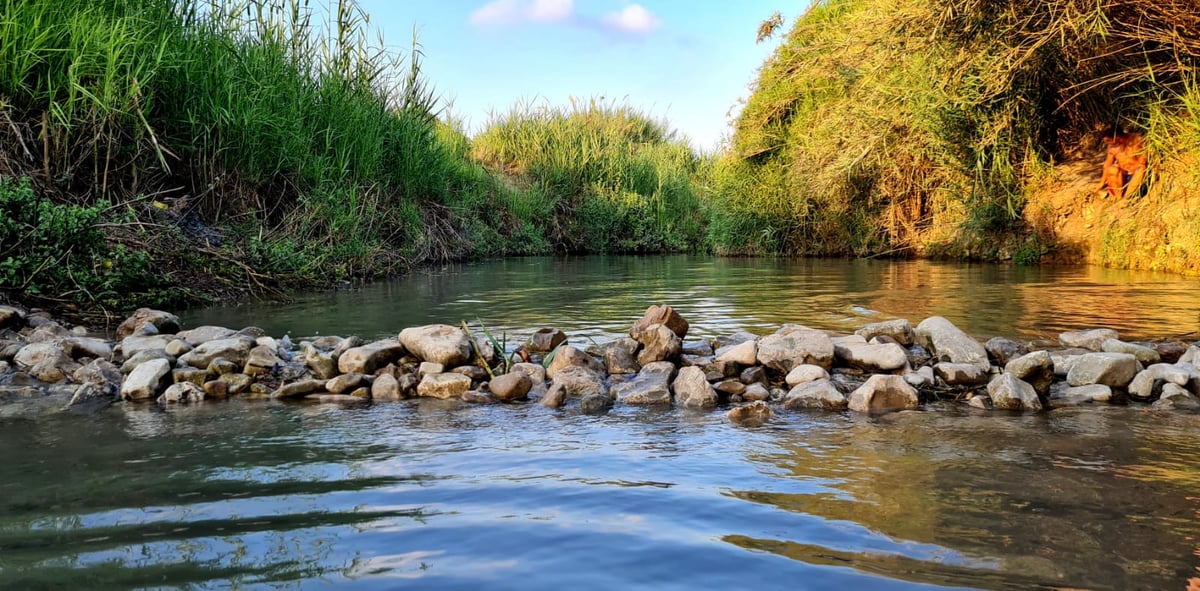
[740,366,767,386]
[602,338,641,374]
[715,340,758,365]
[985,337,1029,367]
[0,305,25,329]
[271,379,327,399]
[418,361,445,378]
[326,373,369,394]
[179,326,236,346]
[1153,342,1188,364]
[782,378,847,410]
[631,304,689,340]
[158,382,205,404]
[417,373,472,399]
[1101,339,1160,365]
[14,342,66,369]
[164,339,193,357]
[546,345,605,379]
[726,401,773,426]
[673,366,717,408]
[915,316,988,370]
[549,365,609,400]
[987,373,1042,411]
[303,345,339,379]
[682,340,714,357]
[847,374,920,413]
[27,323,69,344]
[60,337,111,361]
[785,364,830,387]
[116,308,180,339]
[371,373,403,401]
[178,337,255,369]
[743,383,770,401]
[452,365,489,381]
[904,366,935,389]
[613,361,674,405]
[526,328,567,353]
[579,392,613,414]
[715,331,760,349]
[1050,349,1091,377]
[305,393,369,404]
[399,325,471,366]
[337,340,405,374]
[1059,328,1119,351]
[855,319,915,346]
[122,358,172,400]
[1128,363,1194,402]
[757,326,834,372]
[1047,383,1112,408]
[510,362,547,385]
[490,372,533,402]
[1152,383,1200,410]
[834,342,908,373]
[65,382,116,412]
[73,359,122,396]
[934,362,990,386]
[119,335,175,357]
[243,345,282,377]
[121,349,173,374]
[1005,351,1055,395]
[208,358,239,376]
[1066,352,1140,388]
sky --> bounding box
[355,1,806,151]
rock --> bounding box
[60,337,111,360]
[490,373,532,402]
[304,393,368,404]
[985,337,1029,367]
[613,361,674,405]
[740,366,767,386]
[121,349,173,374]
[510,362,547,385]
[673,366,718,408]
[831,334,868,347]
[1101,339,1160,365]
[338,339,405,374]
[715,331,760,349]
[988,373,1042,411]
[399,325,471,366]
[682,340,714,357]
[14,342,66,369]
[1066,352,1140,388]
[743,383,770,401]
[65,382,116,412]
[452,365,489,381]
[203,380,229,399]
[550,365,609,400]
[116,308,180,339]
[915,317,989,370]
[0,305,25,329]
[309,336,343,351]
[0,341,22,362]
[856,319,915,346]
[326,373,369,394]
[726,401,773,426]
[834,342,908,373]
[27,323,69,344]
[172,367,210,387]
[1050,349,1090,376]
[303,345,339,379]
[158,382,205,404]
[1047,383,1112,408]
[418,361,446,378]
[603,338,641,374]
[243,345,282,377]
[526,328,568,353]
[333,335,364,359]
[757,326,834,372]
[579,392,612,414]
[847,375,919,413]
[178,337,255,369]
[208,358,239,376]
[1153,342,1188,364]
[1005,351,1055,395]
[934,362,990,386]
[783,379,847,410]
[417,373,472,399]
[122,358,173,400]
[635,323,682,366]
[904,366,935,389]
[164,339,193,357]
[715,379,746,398]
[371,373,403,401]
[119,335,175,357]
[73,359,122,396]
[540,384,567,408]
[967,395,990,409]
[1059,328,1119,351]
[271,379,327,399]
[1152,383,1200,410]
[631,304,689,340]
[470,335,496,367]
[546,345,605,379]
[463,390,498,404]
[715,340,758,366]
[785,364,830,387]
[218,373,254,394]
[178,326,236,346]
[1128,363,1194,402]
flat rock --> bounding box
[1101,339,1160,365]
[757,326,834,372]
[120,335,175,357]
[1059,328,1119,351]
[715,340,758,365]
[613,361,674,405]
[271,379,327,399]
[855,319,915,346]
[178,337,255,369]
[399,325,471,366]
[1047,383,1112,408]
[116,308,180,339]
[988,373,1042,411]
[179,326,236,347]
[122,358,172,400]
[934,362,990,386]
[338,340,405,374]
[417,373,472,399]
[834,342,908,373]
[915,316,988,370]
[848,374,919,413]
[1066,352,1140,388]
[782,378,847,410]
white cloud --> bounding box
[602,4,660,35]
[469,0,522,26]
[529,0,573,23]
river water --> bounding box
[4,256,1200,590]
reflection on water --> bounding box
[182,256,1200,343]
[3,401,1200,590]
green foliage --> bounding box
[0,177,159,305]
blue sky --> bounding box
[356,1,805,151]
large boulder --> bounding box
[847,375,919,413]
[178,337,255,369]
[855,319,915,346]
[782,378,847,410]
[417,373,472,399]
[1066,352,1140,388]
[834,342,908,373]
[1005,351,1055,396]
[757,326,834,372]
[121,358,172,400]
[635,323,682,366]
[631,305,689,340]
[399,325,471,366]
[338,340,406,374]
[988,373,1042,411]
[613,361,674,405]
[915,317,988,370]
[116,308,180,339]
[673,366,717,408]
[546,345,605,379]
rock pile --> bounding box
[2,303,1198,423]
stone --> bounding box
[337,339,405,374]
[119,335,175,357]
[326,373,369,394]
[116,308,180,339]
[985,337,1029,367]
[14,342,67,369]
[208,358,239,376]
[158,382,205,404]
[1066,352,1140,388]
[682,340,714,357]
[243,345,282,377]
[203,380,230,399]
[785,364,830,387]
[613,361,674,405]
[1128,363,1194,402]
[172,367,210,387]
[1153,342,1188,364]
[349,387,371,399]
[332,335,364,360]
[743,383,770,401]
[27,323,69,343]
[855,319,915,346]
[61,337,112,360]
[303,345,338,379]
[122,358,172,400]
[463,390,499,404]
[546,345,605,379]
[526,328,568,353]
[73,359,122,396]
[834,342,908,373]
[371,373,403,401]
[715,340,758,366]
[549,365,609,400]
[417,373,472,399]
[65,382,116,412]
[847,375,920,413]
[1050,349,1090,376]
[540,384,567,408]
[934,362,990,386]
[471,335,497,367]
[419,361,446,378]
[783,378,848,410]
[271,379,327,399]
[178,337,255,369]
[121,349,173,374]
[603,338,641,374]
[304,393,367,404]
[218,373,254,394]
[635,323,682,366]
[510,362,547,385]
[490,373,533,402]
[452,365,489,381]
[757,326,834,372]
[1005,351,1055,395]
[164,339,193,357]
[399,325,471,366]
[915,316,989,370]
[579,392,613,414]
[673,366,718,408]
[0,305,25,329]
[1152,383,1200,410]
[1059,328,1119,351]
[178,326,236,346]
[631,304,689,340]
[740,366,767,386]
[1101,339,1160,365]
[715,379,746,398]
[726,401,774,426]
[1047,383,1112,408]
[988,373,1042,411]
[904,366,935,389]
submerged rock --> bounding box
[726,401,773,426]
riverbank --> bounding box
[2,302,1197,421]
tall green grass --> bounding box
[473,99,705,252]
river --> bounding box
[3,256,1200,590]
